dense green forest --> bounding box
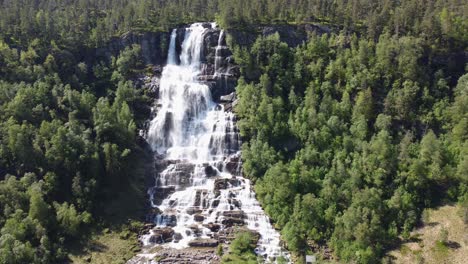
[0,27,150,263]
[0,0,467,263]
[235,32,467,263]
[229,2,468,263]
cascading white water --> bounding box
[167,29,178,65]
[214,30,225,75]
[143,23,289,263]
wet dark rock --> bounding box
[228,199,241,208]
[151,186,176,204]
[173,232,183,242]
[204,165,218,177]
[188,225,202,237]
[140,223,156,235]
[201,22,213,29]
[149,227,175,244]
[194,189,208,207]
[223,210,245,219]
[219,210,245,227]
[194,214,205,222]
[225,161,240,175]
[213,178,241,196]
[160,112,174,144]
[188,239,219,247]
[186,207,203,215]
[211,76,238,102]
[157,163,195,188]
[146,207,162,222]
[204,223,221,232]
[213,179,228,196]
[200,63,215,76]
[174,28,186,62]
[211,199,220,208]
[221,217,244,227]
[164,214,178,227]
[154,159,178,171]
[168,200,177,207]
[225,155,242,176]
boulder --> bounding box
[225,161,240,175]
[221,210,245,227]
[223,211,244,219]
[158,214,177,227]
[194,189,208,207]
[211,199,220,208]
[220,92,236,102]
[204,165,218,177]
[194,214,205,222]
[189,224,202,237]
[173,232,183,242]
[186,207,202,215]
[214,178,241,196]
[188,239,219,247]
[149,227,175,243]
[221,217,244,227]
[140,223,156,235]
[204,223,221,232]
[228,199,241,208]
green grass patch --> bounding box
[68,226,141,264]
[432,240,450,261]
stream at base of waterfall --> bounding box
[131,23,290,264]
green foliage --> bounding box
[0,28,146,262]
[221,231,258,264]
[236,24,467,262]
[0,1,466,263]
[113,45,143,80]
[54,202,91,237]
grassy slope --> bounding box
[68,229,140,264]
[388,205,468,264]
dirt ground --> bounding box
[388,205,468,264]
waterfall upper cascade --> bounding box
[140,23,290,263]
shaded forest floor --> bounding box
[388,205,468,264]
[66,185,145,264]
[68,147,151,264]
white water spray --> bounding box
[143,23,289,263]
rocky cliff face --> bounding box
[228,23,332,47]
[95,31,171,65]
[95,23,331,74]
[138,24,240,105]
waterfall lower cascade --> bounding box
[138,23,290,263]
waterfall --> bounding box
[143,23,290,263]
[214,30,225,75]
[167,29,177,65]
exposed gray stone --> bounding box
[188,239,219,247]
